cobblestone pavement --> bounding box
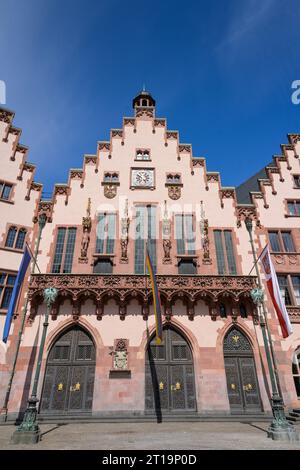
[0,421,299,450]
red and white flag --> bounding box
[260,245,292,338]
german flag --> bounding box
[146,246,163,345]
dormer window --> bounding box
[135,149,151,161]
[166,173,182,185]
[103,172,119,183]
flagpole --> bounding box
[1,213,46,422]
[245,217,298,441]
[247,243,268,276]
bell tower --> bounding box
[132,89,156,110]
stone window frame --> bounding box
[285,199,300,217]
[102,172,120,185]
[292,174,300,189]
[213,229,238,276]
[165,172,183,186]
[134,148,151,162]
[51,226,77,274]
[0,270,17,313]
[277,273,300,307]
[0,179,15,204]
[1,224,28,253]
[174,212,197,257]
[292,347,300,399]
[268,229,297,254]
[94,212,117,256]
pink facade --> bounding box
[0,91,300,421]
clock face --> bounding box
[132,169,154,187]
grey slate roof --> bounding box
[235,162,276,204]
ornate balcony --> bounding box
[27,273,257,322]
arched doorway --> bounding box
[223,327,262,414]
[145,326,196,415]
[40,326,96,415]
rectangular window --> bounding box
[134,206,157,274]
[281,232,295,252]
[277,275,292,306]
[287,200,300,215]
[52,227,77,273]
[175,214,195,255]
[214,230,226,275]
[0,182,13,201]
[95,213,116,254]
[224,231,237,274]
[63,228,77,273]
[269,231,281,252]
[268,230,295,253]
[293,176,300,188]
[0,272,17,309]
[214,230,237,275]
[292,276,300,306]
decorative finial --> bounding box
[142,83,146,92]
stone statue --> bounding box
[120,199,130,262]
[162,200,172,263]
[79,198,92,263]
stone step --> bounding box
[287,416,300,423]
[289,412,300,419]
[35,413,270,425]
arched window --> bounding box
[15,228,27,250]
[5,226,17,248]
[292,348,300,398]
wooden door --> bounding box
[40,326,95,415]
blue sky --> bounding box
[1,0,300,194]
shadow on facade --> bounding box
[16,328,39,423]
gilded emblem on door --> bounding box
[232,335,239,343]
[243,383,253,392]
[175,382,181,390]
[57,383,63,391]
[70,382,81,392]
[159,382,164,390]
[231,383,236,390]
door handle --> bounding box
[171,382,181,391]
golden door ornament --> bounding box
[57,383,63,391]
[175,382,181,390]
[159,382,164,390]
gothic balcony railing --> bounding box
[26,273,258,322]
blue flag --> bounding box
[2,246,31,343]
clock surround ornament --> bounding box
[131,168,155,189]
